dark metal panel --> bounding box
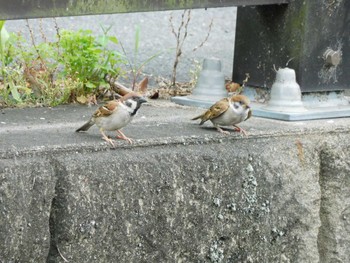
[0,0,289,20]
[233,0,350,92]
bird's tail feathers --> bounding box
[191,115,206,125]
[191,115,202,121]
[76,120,94,132]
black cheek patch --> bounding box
[125,101,132,108]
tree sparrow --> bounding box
[192,94,252,135]
[76,93,147,146]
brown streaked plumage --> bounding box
[192,94,252,135]
[76,93,147,147]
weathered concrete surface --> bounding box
[0,158,56,262]
[0,0,287,20]
[318,143,350,263]
[1,101,350,262]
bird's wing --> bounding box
[202,98,230,122]
[246,108,253,121]
[93,100,119,118]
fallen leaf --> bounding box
[149,90,159,99]
[87,94,97,105]
[138,77,149,93]
[77,95,88,104]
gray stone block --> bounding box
[318,141,350,263]
[12,137,322,262]
[0,158,56,263]
[1,103,350,262]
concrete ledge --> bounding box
[1,101,350,262]
[0,0,289,20]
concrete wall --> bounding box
[1,132,349,262]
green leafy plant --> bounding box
[0,20,9,72]
[14,20,75,106]
[0,21,28,105]
[58,26,124,92]
[96,25,123,78]
[0,20,126,107]
[1,65,29,105]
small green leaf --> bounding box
[85,82,96,89]
[9,82,22,102]
[108,36,119,44]
[0,20,10,56]
[97,35,108,47]
[134,24,140,56]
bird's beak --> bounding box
[138,97,148,104]
[244,104,250,109]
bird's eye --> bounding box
[125,101,132,107]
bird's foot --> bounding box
[116,130,133,144]
[116,135,133,144]
[99,129,116,147]
[233,125,248,136]
[102,136,116,147]
[216,127,230,135]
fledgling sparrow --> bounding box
[192,94,252,135]
[76,93,147,146]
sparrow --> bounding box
[76,93,147,146]
[225,81,242,93]
[192,94,252,135]
[225,74,250,94]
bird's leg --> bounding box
[216,126,230,135]
[233,125,248,136]
[116,130,133,144]
[99,128,115,147]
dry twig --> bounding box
[192,19,213,52]
[169,10,214,87]
[57,246,69,262]
[169,10,191,86]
